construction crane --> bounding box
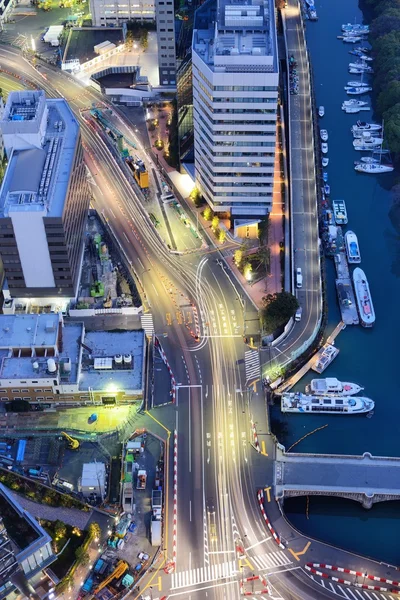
[93,560,128,594]
[61,432,79,450]
[90,109,137,151]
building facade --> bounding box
[192,0,279,218]
[90,0,155,26]
[0,90,90,300]
[155,0,176,86]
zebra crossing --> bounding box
[141,313,154,336]
[251,551,292,571]
[171,560,237,589]
[245,349,261,382]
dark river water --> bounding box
[274,0,400,566]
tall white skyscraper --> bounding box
[192,0,279,218]
[90,0,155,26]
[155,0,176,86]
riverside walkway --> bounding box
[274,445,400,508]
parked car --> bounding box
[40,28,49,41]
[138,552,149,562]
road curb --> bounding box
[172,429,178,568]
[257,490,285,549]
[304,564,394,593]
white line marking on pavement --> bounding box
[189,500,192,522]
[245,537,271,550]
[337,585,350,599]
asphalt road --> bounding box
[0,43,396,600]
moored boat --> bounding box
[321,142,328,154]
[312,344,339,373]
[320,129,328,141]
[353,135,384,150]
[347,81,370,88]
[322,157,329,167]
[323,172,328,182]
[345,86,372,95]
[342,37,362,44]
[332,199,348,225]
[308,377,364,396]
[343,106,370,113]
[351,121,382,135]
[324,183,330,195]
[345,230,361,263]
[343,99,368,107]
[355,162,394,173]
[353,267,375,327]
[281,392,374,415]
[318,106,325,117]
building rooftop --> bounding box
[193,0,277,71]
[0,313,60,350]
[0,97,80,219]
[79,330,145,393]
[81,462,106,488]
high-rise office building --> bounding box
[0,90,90,300]
[155,0,176,86]
[90,0,155,26]
[192,0,279,218]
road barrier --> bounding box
[307,562,400,588]
[257,490,285,549]
[240,574,269,595]
[172,429,178,568]
[251,420,260,453]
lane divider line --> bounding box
[155,337,176,403]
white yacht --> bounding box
[342,37,362,44]
[343,99,369,107]
[344,106,371,114]
[318,106,325,117]
[353,132,384,150]
[308,378,363,396]
[345,230,361,263]
[321,142,328,154]
[352,121,381,132]
[345,86,372,95]
[322,157,329,167]
[347,81,370,88]
[281,392,374,415]
[355,162,394,173]
[353,267,375,327]
[349,62,373,72]
[320,129,328,141]
[349,67,373,74]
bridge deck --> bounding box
[275,447,400,500]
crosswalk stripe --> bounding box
[141,313,154,335]
[244,350,260,381]
[171,560,239,589]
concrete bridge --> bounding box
[274,445,400,509]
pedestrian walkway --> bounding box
[251,551,292,572]
[12,492,92,530]
[141,313,155,336]
[171,560,237,589]
[245,350,261,383]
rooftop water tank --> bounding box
[114,354,123,365]
[63,358,71,372]
[47,358,57,374]
[32,361,39,372]
[123,354,132,365]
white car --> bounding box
[295,307,303,321]
[138,552,150,562]
[296,268,303,288]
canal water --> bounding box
[274,0,400,565]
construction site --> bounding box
[74,211,141,312]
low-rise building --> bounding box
[0,313,146,406]
[80,462,106,499]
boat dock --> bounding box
[275,322,345,392]
[334,252,359,325]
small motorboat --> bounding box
[345,86,372,95]
[343,106,371,113]
[320,129,328,141]
[355,162,394,173]
[361,156,379,164]
[318,106,325,117]
[323,172,328,182]
[347,81,370,88]
[322,157,329,167]
[342,37,362,43]
[351,121,382,134]
[355,46,370,53]
[342,99,368,107]
[324,183,331,195]
[321,142,328,154]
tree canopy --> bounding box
[261,291,298,335]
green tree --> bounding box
[54,520,67,539]
[371,8,400,38]
[75,546,90,566]
[234,249,243,267]
[377,81,400,115]
[125,30,134,51]
[243,262,253,281]
[190,187,202,207]
[211,215,219,231]
[203,206,213,221]
[218,229,226,243]
[261,291,299,334]
[383,102,400,152]
[140,30,148,51]
[88,522,101,540]
[56,574,74,594]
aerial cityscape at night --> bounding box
[0,0,399,598]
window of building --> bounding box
[37,397,44,401]
[11,389,19,393]
[46,397,54,401]
[34,389,43,393]
[1,397,8,402]
[23,397,31,401]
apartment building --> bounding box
[192,0,279,218]
[90,0,155,26]
[155,0,176,86]
[0,90,90,301]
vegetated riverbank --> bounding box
[359,0,400,159]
